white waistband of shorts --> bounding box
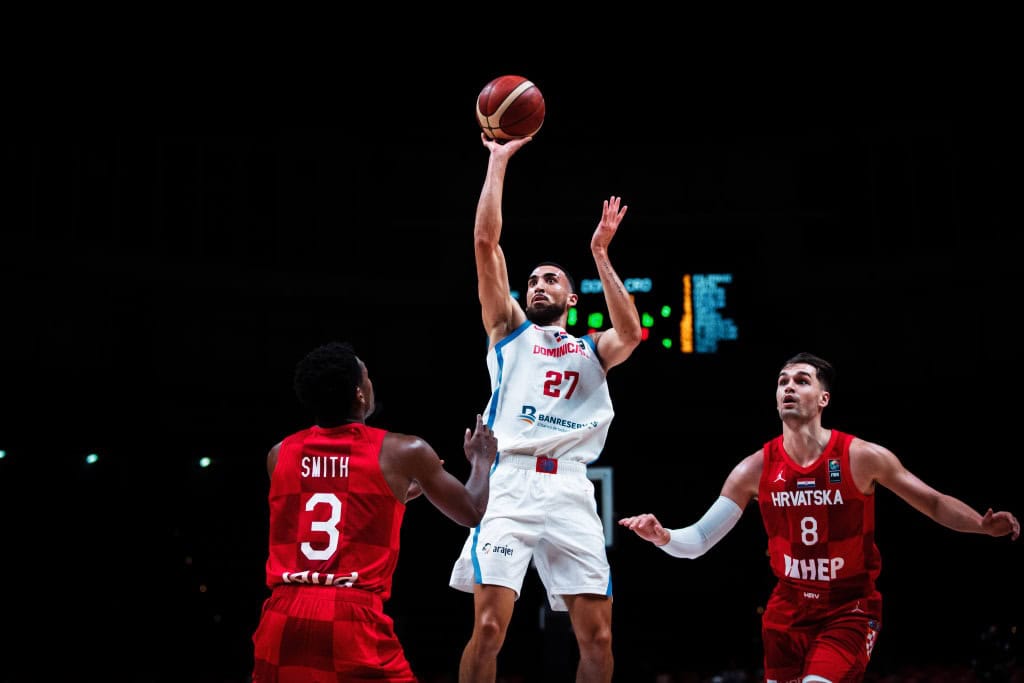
[498,453,588,473]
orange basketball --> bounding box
[475,75,545,140]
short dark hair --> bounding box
[293,341,361,418]
[783,352,835,392]
[532,261,575,293]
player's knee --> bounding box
[576,624,612,653]
[473,614,508,650]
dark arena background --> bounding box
[2,58,1021,682]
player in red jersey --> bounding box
[619,352,1019,683]
[251,341,497,682]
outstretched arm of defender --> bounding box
[399,416,497,528]
[855,439,1020,540]
[619,497,743,559]
[618,451,760,558]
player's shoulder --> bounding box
[745,448,766,468]
[489,318,533,346]
[381,429,411,445]
[381,431,439,478]
[733,449,766,477]
[848,436,889,457]
[382,431,433,456]
[722,449,765,503]
[848,436,898,469]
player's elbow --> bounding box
[474,231,499,254]
[459,499,488,528]
[614,326,642,353]
[617,315,644,346]
[460,509,486,528]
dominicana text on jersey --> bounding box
[485,322,614,464]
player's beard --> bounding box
[526,300,566,327]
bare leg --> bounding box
[565,594,613,683]
[459,584,517,683]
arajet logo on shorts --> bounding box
[479,542,514,557]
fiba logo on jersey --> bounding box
[518,405,537,424]
[829,458,842,483]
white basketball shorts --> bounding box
[448,454,611,612]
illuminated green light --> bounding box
[567,308,578,326]
[641,313,654,327]
[587,312,604,328]
[199,457,212,468]
[660,305,671,317]
[661,338,672,349]
[0,450,6,459]
[85,453,99,464]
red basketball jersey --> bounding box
[757,429,881,600]
[264,423,405,601]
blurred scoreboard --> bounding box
[515,273,738,353]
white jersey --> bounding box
[483,321,613,464]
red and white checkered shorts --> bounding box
[252,584,416,682]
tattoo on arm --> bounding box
[599,258,625,296]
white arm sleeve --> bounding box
[659,496,743,559]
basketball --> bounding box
[475,75,545,141]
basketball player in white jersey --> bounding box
[449,133,642,683]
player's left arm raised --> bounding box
[591,195,642,370]
[854,438,1020,540]
[387,417,497,528]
